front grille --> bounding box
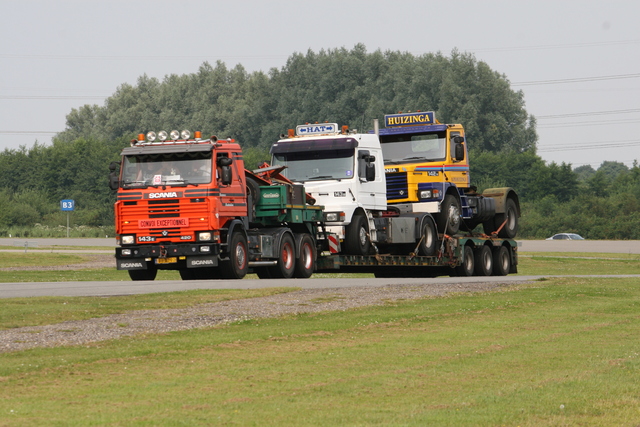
[386,172,408,200]
[118,198,210,238]
[148,199,180,218]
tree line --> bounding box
[0,45,637,239]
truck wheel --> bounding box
[268,233,295,278]
[344,214,371,255]
[180,268,221,280]
[179,269,197,280]
[484,198,518,239]
[418,218,437,256]
[492,245,511,276]
[254,267,272,279]
[498,198,518,239]
[473,245,493,276]
[437,194,461,235]
[454,245,474,277]
[128,266,157,281]
[220,233,248,279]
[294,234,315,278]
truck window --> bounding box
[121,152,212,187]
[272,149,355,182]
[380,132,446,164]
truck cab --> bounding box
[112,131,250,280]
[271,123,386,254]
[377,112,518,237]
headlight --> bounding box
[198,232,212,241]
[121,249,132,256]
[158,131,168,141]
[121,235,135,245]
[181,130,191,139]
[146,131,156,142]
[324,212,345,222]
[419,190,432,199]
[170,130,180,140]
[200,246,211,253]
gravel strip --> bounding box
[0,281,524,353]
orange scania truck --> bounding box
[110,130,323,281]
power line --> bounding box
[0,53,287,61]
[537,109,640,119]
[512,73,640,87]
[538,140,640,152]
[0,95,107,100]
[0,131,58,135]
[537,119,640,129]
[468,39,640,53]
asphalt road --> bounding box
[2,237,639,253]
[0,275,543,298]
[1,238,639,298]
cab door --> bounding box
[215,151,247,219]
[356,149,386,211]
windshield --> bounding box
[121,152,212,188]
[272,149,354,182]
[381,132,446,164]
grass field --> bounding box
[0,251,639,425]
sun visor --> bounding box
[121,144,214,156]
[271,138,358,154]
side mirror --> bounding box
[217,157,233,185]
[108,161,121,190]
[453,136,465,161]
[365,161,376,182]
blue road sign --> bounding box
[61,199,75,211]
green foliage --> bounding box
[0,45,637,239]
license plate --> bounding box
[155,257,177,264]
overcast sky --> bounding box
[1,0,639,169]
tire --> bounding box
[220,232,248,279]
[268,233,295,278]
[484,198,518,239]
[418,218,438,256]
[436,194,461,235]
[128,265,157,281]
[179,269,197,280]
[492,245,511,276]
[180,267,221,280]
[254,267,272,279]
[473,245,493,276]
[454,245,474,277]
[344,214,371,255]
[294,234,315,278]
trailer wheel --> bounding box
[492,245,511,276]
[473,245,493,276]
[294,234,315,278]
[344,213,371,255]
[220,233,248,279]
[128,265,157,281]
[454,245,474,277]
[437,194,461,235]
[418,218,437,256]
[268,233,295,278]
